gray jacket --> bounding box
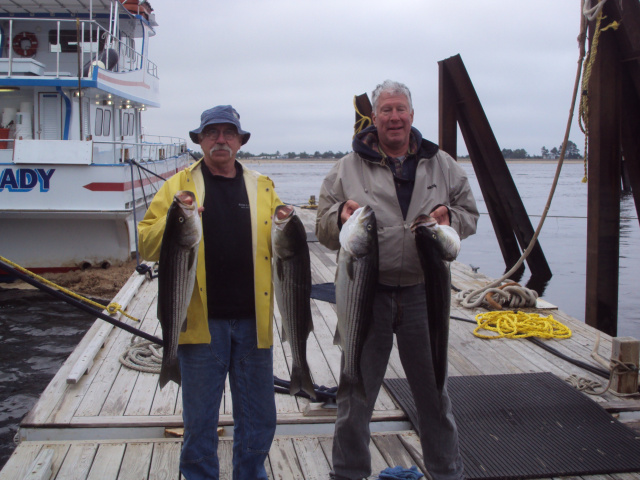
[315,127,479,286]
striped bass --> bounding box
[157,191,201,389]
[272,205,316,400]
[411,214,461,393]
[334,205,378,402]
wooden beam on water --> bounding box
[585,17,622,336]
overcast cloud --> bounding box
[142,0,585,157]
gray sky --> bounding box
[142,0,586,157]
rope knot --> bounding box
[106,303,121,315]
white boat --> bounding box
[0,0,190,273]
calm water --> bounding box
[0,290,93,469]
[246,160,640,339]
[1,159,638,469]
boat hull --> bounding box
[0,152,190,272]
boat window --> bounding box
[103,110,111,136]
[49,29,105,53]
[95,108,104,136]
[128,113,135,136]
[122,112,129,136]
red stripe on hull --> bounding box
[83,165,186,192]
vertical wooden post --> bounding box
[610,337,639,394]
[585,20,622,336]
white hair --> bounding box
[371,80,413,113]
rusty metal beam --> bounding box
[439,54,551,280]
[585,20,622,336]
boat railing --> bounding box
[0,16,158,79]
[93,136,188,163]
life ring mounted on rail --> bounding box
[12,32,39,58]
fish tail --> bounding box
[290,364,316,401]
[159,359,181,389]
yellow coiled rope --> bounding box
[0,254,139,322]
[353,96,372,136]
[473,310,572,340]
[578,8,620,183]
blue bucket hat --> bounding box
[189,105,251,145]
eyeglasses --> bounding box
[200,128,238,141]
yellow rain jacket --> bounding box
[138,159,282,348]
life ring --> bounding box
[12,32,39,58]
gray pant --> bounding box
[331,284,464,480]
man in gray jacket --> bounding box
[316,80,479,480]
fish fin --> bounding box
[306,312,314,334]
[187,248,197,271]
[290,365,317,402]
[333,326,341,346]
[275,257,284,281]
[346,256,355,280]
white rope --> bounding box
[456,281,538,309]
[119,336,162,374]
[583,0,608,21]
[458,3,589,311]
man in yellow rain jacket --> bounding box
[138,105,281,480]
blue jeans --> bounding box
[331,285,464,480]
[178,318,276,480]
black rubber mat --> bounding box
[384,372,640,479]
[310,282,336,304]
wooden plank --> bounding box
[218,439,233,480]
[292,436,332,479]
[148,441,181,480]
[117,442,154,480]
[372,433,425,473]
[107,287,161,416]
[43,281,156,425]
[67,272,148,384]
[23,448,54,480]
[123,307,164,417]
[86,443,126,480]
[149,380,179,416]
[54,442,99,480]
[0,442,42,480]
[268,437,304,479]
[397,431,429,474]
[74,286,156,418]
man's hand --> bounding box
[430,205,450,226]
[341,200,360,225]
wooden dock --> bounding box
[2,208,639,479]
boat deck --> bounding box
[2,208,639,479]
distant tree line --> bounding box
[458,140,583,160]
[192,141,583,161]
[237,150,348,160]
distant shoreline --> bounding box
[239,158,584,165]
